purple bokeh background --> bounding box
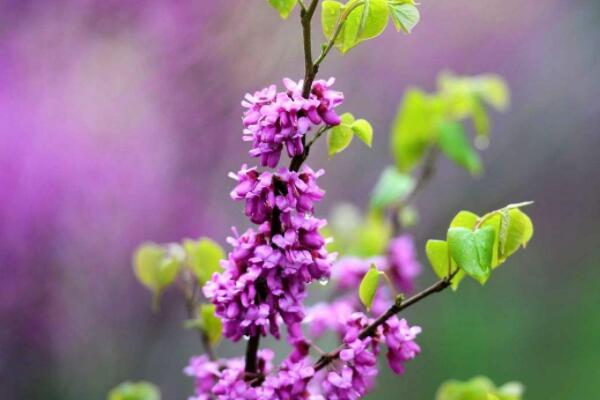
[1,1,599,399]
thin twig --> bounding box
[313,0,365,69]
[391,147,439,235]
[314,269,458,371]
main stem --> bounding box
[314,270,458,372]
[244,0,321,377]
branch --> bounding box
[244,334,261,375]
[300,0,320,98]
[245,0,321,375]
[313,269,458,372]
[313,0,364,69]
[391,148,439,235]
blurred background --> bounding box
[1,0,599,399]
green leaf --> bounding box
[340,112,356,125]
[184,238,224,284]
[108,381,160,400]
[447,226,495,283]
[351,119,373,147]
[497,382,525,400]
[133,244,181,309]
[328,124,354,157]
[322,1,344,43]
[322,0,389,54]
[388,1,420,34]
[391,89,438,172]
[450,210,479,229]
[267,0,297,19]
[438,121,482,175]
[359,264,381,310]
[370,166,415,210]
[436,376,524,400]
[500,209,534,261]
[200,304,223,346]
[425,240,464,290]
[475,74,510,111]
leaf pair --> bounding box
[391,72,510,175]
[328,112,373,157]
[321,0,420,54]
[436,376,524,400]
[426,203,534,288]
[133,238,224,310]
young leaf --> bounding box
[450,210,479,229]
[267,0,297,19]
[447,226,495,284]
[499,209,534,261]
[200,304,223,346]
[108,381,161,400]
[351,119,373,147]
[133,244,181,309]
[475,74,510,111]
[391,89,437,172]
[370,166,415,210]
[328,124,354,157]
[322,0,389,54]
[322,1,344,43]
[184,238,225,284]
[388,1,421,34]
[438,121,482,175]
[359,264,381,310]
[425,239,464,290]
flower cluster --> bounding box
[203,218,334,340]
[185,350,318,400]
[242,78,344,167]
[204,81,337,342]
[191,77,422,399]
[314,313,421,399]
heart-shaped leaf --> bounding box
[447,226,495,283]
[133,244,181,309]
[351,119,373,147]
[184,238,225,284]
[425,239,464,290]
[268,0,297,19]
[388,1,420,34]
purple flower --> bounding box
[242,78,344,167]
[382,316,422,375]
[387,235,422,294]
[230,165,325,225]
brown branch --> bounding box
[313,269,458,372]
[245,0,322,375]
[391,148,439,235]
